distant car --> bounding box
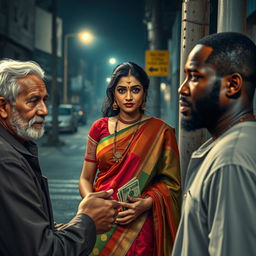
[45,104,79,133]
[73,104,87,125]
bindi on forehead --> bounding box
[118,75,141,85]
[126,70,132,83]
[125,75,133,84]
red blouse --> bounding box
[84,117,110,163]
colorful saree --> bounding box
[89,117,181,256]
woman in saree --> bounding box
[79,62,181,256]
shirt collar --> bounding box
[192,121,255,159]
[0,125,37,157]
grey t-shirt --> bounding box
[172,122,256,256]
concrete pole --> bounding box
[178,0,210,187]
[217,0,247,32]
[63,34,69,104]
[63,33,77,104]
[149,0,163,118]
[47,0,60,145]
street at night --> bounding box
[1,1,256,255]
[38,123,91,223]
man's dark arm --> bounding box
[0,159,96,256]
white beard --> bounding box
[9,109,45,140]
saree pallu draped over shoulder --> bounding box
[89,117,181,256]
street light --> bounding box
[108,57,117,65]
[80,32,93,43]
[63,31,93,104]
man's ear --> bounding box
[225,73,243,98]
[0,97,10,119]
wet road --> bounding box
[38,123,90,224]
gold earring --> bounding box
[141,102,146,110]
[112,101,118,110]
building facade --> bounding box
[0,0,35,60]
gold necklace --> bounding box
[112,118,141,162]
[118,113,142,124]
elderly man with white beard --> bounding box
[0,59,120,256]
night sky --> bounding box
[36,0,149,112]
[58,0,148,68]
[48,0,149,103]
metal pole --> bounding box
[47,0,60,145]
[63,33,81,104]
[149,0,163,118]
[178,0,210,187]
[63,34,68,104]
[217,0,247,32]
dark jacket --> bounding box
[0,125,96,256]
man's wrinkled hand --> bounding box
[78,189,120,234]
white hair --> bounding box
[0,59,45,104]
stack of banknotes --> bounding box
[117,177,141,204]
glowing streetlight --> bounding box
[79,31,93,43]
[106,77,111,83]
[63,31,93,104]
[108,57,117,65]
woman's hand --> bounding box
[115,196,153,225]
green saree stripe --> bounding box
[98,118,151,144]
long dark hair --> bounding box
[102,62,150,117]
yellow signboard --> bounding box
[145,50,170,77]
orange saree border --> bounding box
[145,183,179,255]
